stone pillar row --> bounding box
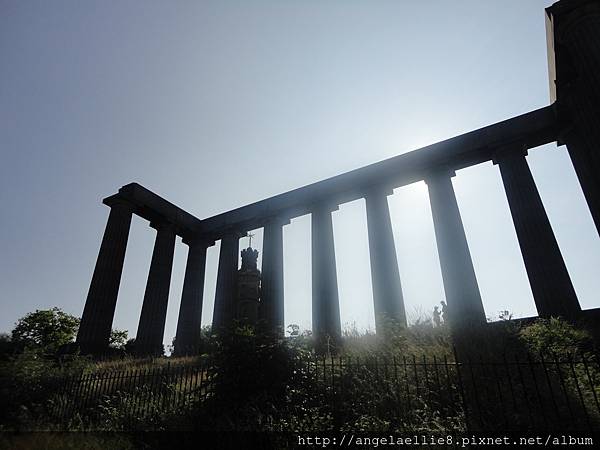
[79,149,584,356]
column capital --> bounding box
[423,167,456,184]
[311,200,339,214]
[219,229,247,240]
[492,145,529,165]
[262,215,291,227]
[149,219,176,232]
[363,184,394,198]
[103,194,135,212]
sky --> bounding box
[1,0,599,351]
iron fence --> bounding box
[308,353,600,432]
[49,353,600,432]
[51,361,212,427]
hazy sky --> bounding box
[2,0,599,350]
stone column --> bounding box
[135,221,176,356]
[494,148,581,319]
[212,231,244,330]
[261,217,289,335]
[173,236,213,355]
[564,133,600,237]
[547,0,600,236]
[425,170,486,327]
[77,197,134,355]
[364,187,407,332]
[311,203,342,348]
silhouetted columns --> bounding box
[77,198,134,354]
[548,0,600,236]
[494,148,581,319]
[212,230,245,330]
[135,221,177,356]
[173,237,214,355]
[261,217,289,335]
[425,170,486,327]
[364,187,407,332]
[311,203,342,347]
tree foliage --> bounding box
[11,308,80,354]
[7,307,129,356]
[108,329,128,349]
[519,316,593,356]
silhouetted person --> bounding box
[440,301,448,324]
[432,306,441,327]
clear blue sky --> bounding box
[1,0,599,350]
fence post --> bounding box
[567,353,592,431]
[453,347,470,433]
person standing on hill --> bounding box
[440,301,448,324]
[432,306,441,327]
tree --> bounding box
[0,333,14,359]
[11,307,80,354]
[10,307,129,355]
[109,329,128,349]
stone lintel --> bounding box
[182,235,216,247]
[423,167,457,183]
[102,105,558,242]
[196,106,558,236]
[311,201,340,214]
[104,183,201,238]
[492,145,529,165]
[149,220,176,231]
[103,194,135,210]
[363,184,395,198]
[263,215,291,227]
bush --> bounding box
[519,317,593,357]
[195,322,315,430]
[0,348,90,430]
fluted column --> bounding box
[311,203,342,347]
[494,148,581,319]
[364,187,407,332]
[135,221,177,356]
[425,170,486,327]
[174,236,213,355]
[212,231,244,330]
[548,0,600,236]
[261,217,289,335]
[77,197,134,354]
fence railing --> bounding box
[52,361,212,427]
[308,353,600,432]
[50,353,600,432]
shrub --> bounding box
[519,317,593,357]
